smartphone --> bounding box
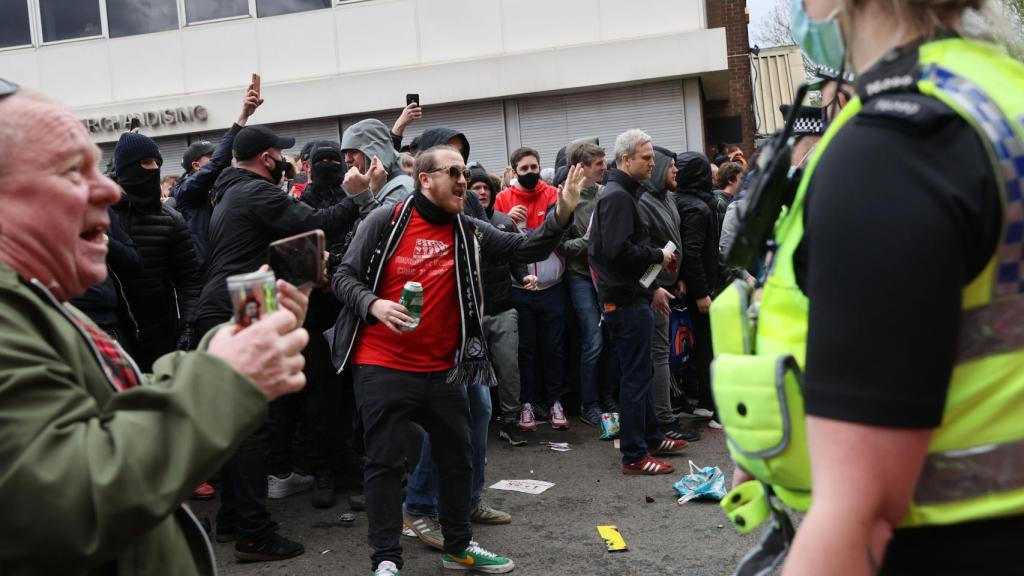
[406,93,419,106]
[252,73,261,96]
[268,229,325,289]
[129,117,141,132]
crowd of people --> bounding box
[0,70,766,574]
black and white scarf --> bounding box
[362,192,496,387]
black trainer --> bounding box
[311,473,336,509]
[498,420,528,446]
[663,419,701,443]
[234,532,304,563]
[579,404,603,427]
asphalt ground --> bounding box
[191,417,758,575]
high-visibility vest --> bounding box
[710,37,1024,532]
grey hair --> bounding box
[613,129,652,162]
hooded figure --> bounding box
[112,132,203,371]
[414,127,486,219]
[638,147,683,293]
[340,119,415,211]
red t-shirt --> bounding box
[352,210,460,372]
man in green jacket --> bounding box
[0,85,311,575]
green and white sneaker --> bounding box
[441,542,514,573]
[374,560,400,575]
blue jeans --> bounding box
[513,285,567,406]
[605,305,663,465]
[568,276,607,408]
[404,383,492,516]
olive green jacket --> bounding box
[0,262,267,575]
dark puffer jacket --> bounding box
[673,152,722,300]
[113,188,202,342]
[481,205,529,316]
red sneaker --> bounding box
[622,455,675,476]
[191,482,216,500]
[649,436,688,455]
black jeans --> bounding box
[604,304,663,464]
[512,285,567,407]
[685,293,715,412]
[352,364,473,570]
[197,316,276,542]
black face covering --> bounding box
[117,164,162,210]
[517,171,541,190]
[312,162,344,188]
[269,156,287,184]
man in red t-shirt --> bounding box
[331,145,584,575]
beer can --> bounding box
[398,281,423,330]
[227,270,279,329]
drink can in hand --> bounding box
[227,270,279,330]
[398,281,423,330]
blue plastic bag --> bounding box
[674,460,727,504]
[669,303,695,369]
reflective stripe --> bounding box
[915,438,1024,504]
[958,295,1024,362]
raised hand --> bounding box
[556,163,585,225]
[343,165,371,196]
[368,155,388,193]
[392,102,422,136]
[238,73,264,126]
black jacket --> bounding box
[70,208,142,330]
[172,123,241,271]
[330,198,568,371]
[674,152,722,300]
[481,207,529,316]
[197,167,365,325]
[113,188,202,342]
[588,168,663,305]
[299,181,348,334]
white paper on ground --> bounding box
[489,479,555,495]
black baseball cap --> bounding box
[299,141,316,162]
[182,140,216,171]
[309,140,343,165]
[233,125,296,160]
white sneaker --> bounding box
[374,560,401,575]
[708,419,724,430]
[550,401,569,430]
[267,471,314,499]
[692,408,714,418]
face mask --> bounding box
[268,156,287,184]
[790,0,846,72]
[312,162,344,187]
[518,171,540,190]
[117,164,161,200]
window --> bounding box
[106,0,178,38]
[39,0,103,42]
[256,0,330,18]
[184,0,249,24]
[0,0,32,48]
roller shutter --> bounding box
[515,80,688,167]
[152,135,189,178]
[342,99,508,173]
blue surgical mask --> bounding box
[790,0,846,72]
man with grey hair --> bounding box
[589,129,687,476]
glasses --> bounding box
[0,78,18,100]
[427,165,471,180]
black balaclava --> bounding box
[117,163,162,212]
[312,161,344,188]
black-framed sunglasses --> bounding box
[427,165,471,180]
[0,78,18,100]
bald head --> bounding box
[0,91,120,300]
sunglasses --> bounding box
[427,165,471,180]
[0,78,18,100]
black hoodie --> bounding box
[673,152,722,300]
[415,126,486,218]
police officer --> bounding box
[712,0,1024,574]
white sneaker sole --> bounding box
[442,559,515,573]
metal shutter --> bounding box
[266,118,342,157]
[342,100,508,173]
[99,142,116,175]
[153,135,189,177]
[516,80,688,166]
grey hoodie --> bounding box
[638,150,682,289]
[340,119,414,212]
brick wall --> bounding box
[705,0,755,157]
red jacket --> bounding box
[493,182,565,289]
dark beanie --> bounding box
[467,164,495,194]
[114,132,162,173]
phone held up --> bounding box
[406,93,419,107]
[268,229,325,289]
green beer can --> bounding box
[398,281,423,330]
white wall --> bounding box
[1,0,727,143]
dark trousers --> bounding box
[133,334,175,373]
[197,316,276,541]
[512,285,567,407]
[685,294,715,411]
[605,305,663,465]
[352,365,473,570]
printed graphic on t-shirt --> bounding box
[395,238,453,277]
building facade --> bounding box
[1,0,752,175]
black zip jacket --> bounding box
[674,152,722,300]
[588,168,663,306]
[70,208,142,328]
[197,167,365,325]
